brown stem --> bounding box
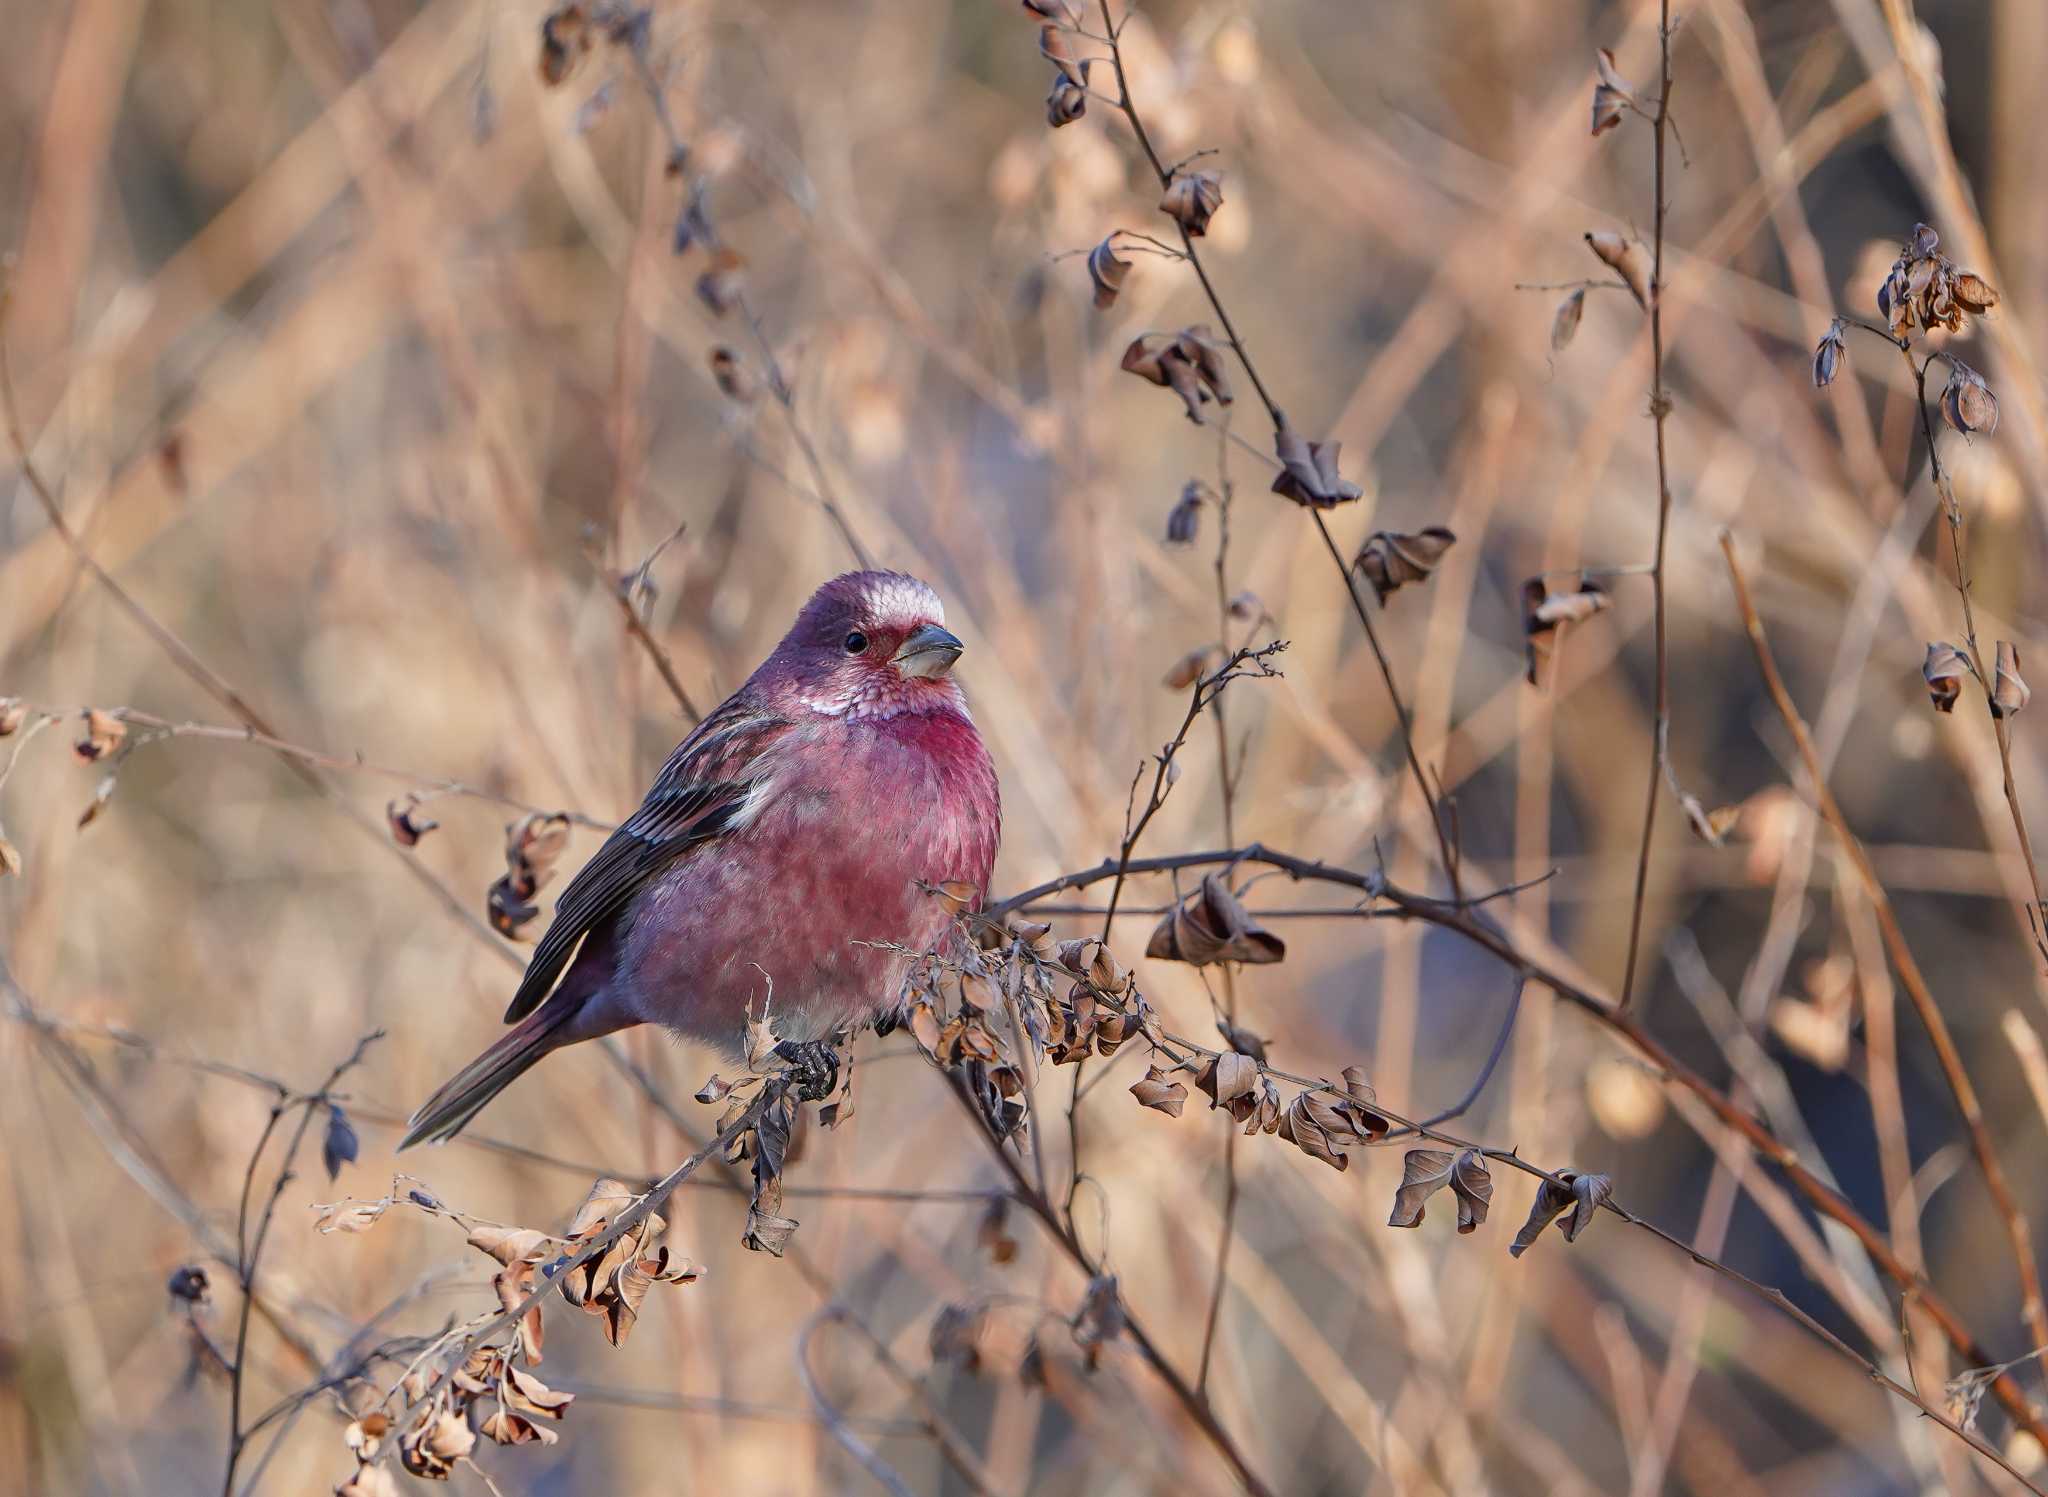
[1618,0,1677,1014]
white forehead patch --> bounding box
[865,575,944,630]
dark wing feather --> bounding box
[502,701,789,1022]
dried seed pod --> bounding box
[1551,287,1585,352]
[1087,235,1130,309]
[1939,361,1999,437]
[1270,429,1363,508]
[1923,641,1969,713]
[695,249,746,317]
[1159,170,1224,236]
[1993,641,2030,720]
[1584,230,1649,310]
[1812,319,1846,388]
[1354,526,1456,606]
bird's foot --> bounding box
[773,1039,841,1103]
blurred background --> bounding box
[5,0,2048,1491]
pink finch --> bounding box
[401,571,1001,1147]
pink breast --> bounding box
[616,708,999,1050]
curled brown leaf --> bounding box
[1159,170,1224,237]
[1584,230,1649,311]
[1354,526,1456,606]
[1270,429,1363,508]
[1993,641,2030,720]
[1924,641,1969,713]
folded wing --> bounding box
[501,700,790,1022]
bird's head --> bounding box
[769,571,969,720]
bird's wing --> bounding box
[502,699,792,1022]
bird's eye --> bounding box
[843,630,869,655]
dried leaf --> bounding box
[0,698,25,736]
[1388,1149,1455,1228]
[744,1203,799,1257]
[1521,577,1611,686]
[1551,288,1585,352]
[1811,319,1846,388]
[1045,61,1091,127]
[1590,50,1636,137]
[709,346,758,402]
[73,708,126,763]
[322,1107,360,1181]
[1947,1365,2002,1434]
[930,1302,988,1371]
[1270,429,1363,508]
[1584,230,1649,311]
[1119,327,1234,423]
[1510,1170,1613,1257]
[538,4,594,88]
[1087,235,1131,309]
[1130,1065,1189,1117]
[466,1225,557,1268]
[1679,793,1740,847]
[1993,641,2030,720]
[1276,1087,1384,1171]
[313,1199,388,1234]
[978,1197,1019,1264]
[0,837,19,879]
[1450,1148,1493,1232]
[1159,170,1224,237]
[1145,874,1285,966]
[337,1464,402,1497]
[1071,1274,1124,1367]
[1162,644,1222,690]
[1165,480,1207,545]
[696,249,747,318]
[1354,527,1456,606]
[1040,24,1086,87]
[386,795,439,847]
[400,1408,475,1479]
[1953,272,1999,315]
[1924,641,1969,713]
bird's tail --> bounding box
[399,1001,581,1149]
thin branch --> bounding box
[1618,0,1679,1015]
[1904,345,2048,970]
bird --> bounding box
[400,570,1001,1148]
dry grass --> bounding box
[6,0,2048,1492]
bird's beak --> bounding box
[894,622,964,678]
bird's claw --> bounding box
[773,1039,841,1102]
